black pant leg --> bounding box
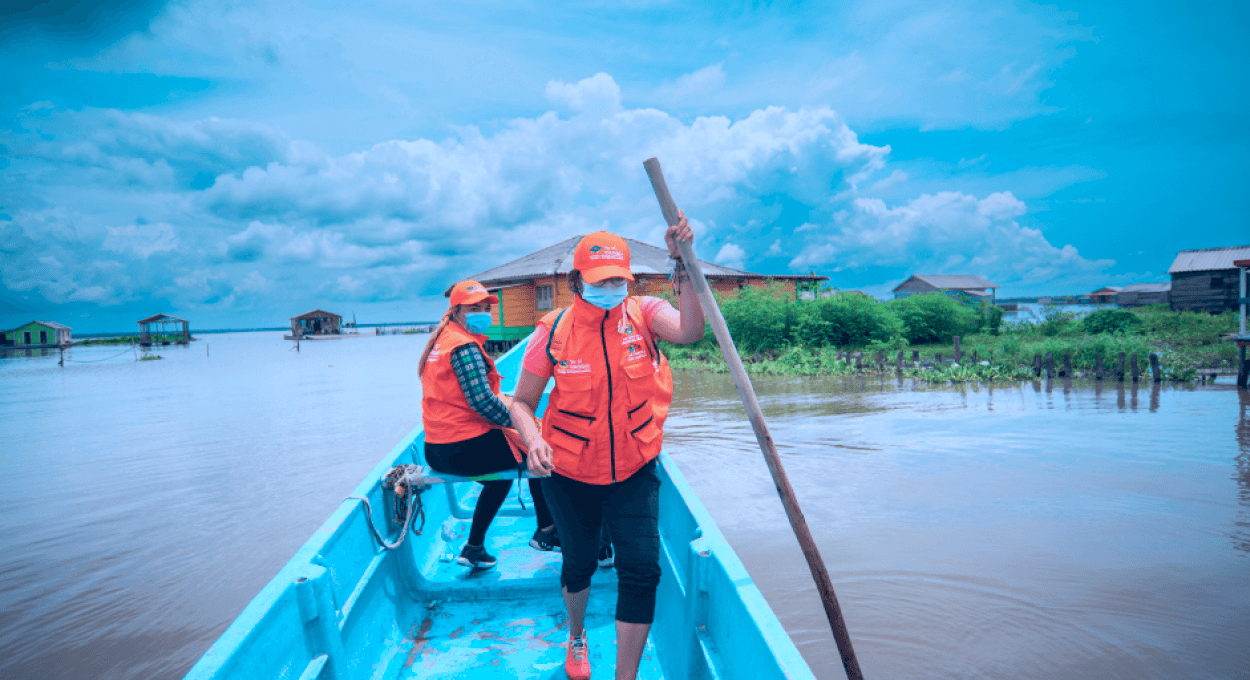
[544,473,603,594]
[603,460,662,624]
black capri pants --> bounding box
[543,459,661,624]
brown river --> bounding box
[1,331,1247,678]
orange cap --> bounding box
[448,280,499,307]
[573,231,634,284]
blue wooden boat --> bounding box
[186,337,814,680]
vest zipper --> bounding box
[600,310,616,483]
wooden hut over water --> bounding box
[289,309,342,338]
[451,235,826,350]
[137,314,190,346]
[1088,286,1122,304]
[1168,245,1250,312]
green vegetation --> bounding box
[661,291,1239,383]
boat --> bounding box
[185,336,815,679]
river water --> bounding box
[1,331,1246,679]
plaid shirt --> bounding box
[450,344,513,429]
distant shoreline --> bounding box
[71,322,440,340]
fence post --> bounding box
[876,350,884,371]
[1116,352,1126,382]
[855,352,862,372]
[1095,353,1103,380]
[1063,353,1072,378]
[1045,352,1055,379]
[912,349,920,363]
[1149,353,1161,382]
[1033,353,1041,377]
[953,335,961,363]
[1131,353,1140,382]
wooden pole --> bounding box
[1095,353,1104,380]
[1044,352,1055,379]
[644,157,863,680]
[896,351,904,372]
[912,349,919,363]
[952,335,961,363]
[1150,352,1161,382]
[1117,352,1126,382]
[1131,353,1140,382]
[1033,353,1041,377]
[1063,353,1072,378]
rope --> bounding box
[60,348,136,363]
[346,465,429,550]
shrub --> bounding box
[888,294,978,344]
[1083,309,1142,335]
[984,305,1005,336]
[797,293,902,347]
[718,284,794,352]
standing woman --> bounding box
[420,280,559,570]
[509,219,704,680]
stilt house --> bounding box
[1168,246,1250,312]
[290,310,342,336]
[451,235,826,346]
[2,321,72,347]
[138,314,191,346]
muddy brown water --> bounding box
[1,332,1247,679]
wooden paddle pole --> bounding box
[644,157,864,680]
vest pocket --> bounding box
[622,359,656,402]
[549,425,590,473]
[629,414,663,455]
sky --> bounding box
[2,0,1247,333]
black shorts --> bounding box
[424,429,520,476]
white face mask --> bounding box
[582,281,628,310]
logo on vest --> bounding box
[618,319,635,335]
[427,347,441,362]
[626,343,649,362]
[556,358,592,374]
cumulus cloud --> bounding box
[657,63,727,102]
[2,73,1115,322]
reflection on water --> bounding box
[1,334,1247,679]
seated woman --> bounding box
[419,280,558,569]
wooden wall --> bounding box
[893,279,937,297]
[1170,270,1240,313]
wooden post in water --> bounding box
[1063,353,1072,378]
[1116,352,1126,382]
[1095,353,1104,380]
[896,351,904,371]
[1131,353,1140,382]
[132,337,137,361]
[59,347,64,366]
[1150,353,1161,382]
[936,352,943,365]
[644,157,863,680]
[855,352,863,372]
[972,349,979,365]
[1045,352,1055,379]
[1033,353,1042,377]
[953,335,961,363]
[912,349,920,364]
[876,350,884,371]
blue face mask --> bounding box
[463,312,492,334]
[582,281,628,310]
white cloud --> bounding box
[103,223,178,258]
[657,63,727,101]
[716,243,747,270]
[545,73,622,114]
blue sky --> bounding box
[2,0,1247,332]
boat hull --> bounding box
[186,338,813,680]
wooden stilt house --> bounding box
[138,314,191,346]
[450,235,826,350]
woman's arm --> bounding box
[449,345,513,428]
[651,210,705,344]
[510,368,554,476]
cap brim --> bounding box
[455,291,499,306]
[581,265,634,284]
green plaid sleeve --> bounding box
[450,344,514,429]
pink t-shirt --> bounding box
[521,296,671,378]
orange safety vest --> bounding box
[421,320,505,445]
[538,296,674,485]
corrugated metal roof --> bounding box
[456,235,822,294]
[290,309,341,320]
[1089,286,1122,294]
[1167,245,1250,273]
[895,274,999,292]
[137,313,188,324]
[1120,282,1171,293]
[30,320,72,330]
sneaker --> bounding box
[529,525,561,552]
[456,544,497,569]
[597,543,614,569]
[564,633,590,680]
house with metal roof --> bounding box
[2,320,72,348]
[892,274,999,304]
[1088,286,1122,304]
[1168,245,1250,312]
[451,235,826,346]
[1116,282,1171,307]
[137,313,191,346]
[287,310,342,339]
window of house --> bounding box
[536,285,553,311]
[40,330,48,344]
[1210,276,1224,289]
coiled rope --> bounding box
[346,464,429,550]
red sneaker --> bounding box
[564,633,590,680]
